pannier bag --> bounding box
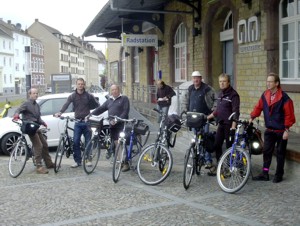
[166,114,182,133]
[249,128,264,155]
[205,131,216,153]
[21,121,40,136]
[186,112,207,128]
[134,120,149,135]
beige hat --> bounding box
[191,71,202,77]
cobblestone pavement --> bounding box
[0,131,300,226]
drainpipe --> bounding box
[110,0,193,15]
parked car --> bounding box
[0,92,108,155]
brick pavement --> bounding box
[0,130,299,225]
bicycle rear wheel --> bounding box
[54,137,66,173]
[183,147,195,189]
[99,125,111,152]
[83,138,101,174]
[112,142,126,183]
[217,147,251,193]
[8,141,28,178]
[137,143,173,186]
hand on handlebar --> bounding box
[13,114,20,121]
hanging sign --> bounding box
[122,34,158,47]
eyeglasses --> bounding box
[266,81,275,83]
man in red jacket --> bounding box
[250,73,295,183]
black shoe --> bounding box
[207,166,216,176]
[253,173,269,181]
[106,150,112,160]
[273,175,283,183]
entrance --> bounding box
[223,40,234,87]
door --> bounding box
[223,40,234,87]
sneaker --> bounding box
[207,166,217,176]
[86,161,92,167]
[36,166,49,174]
[253,172,269,181]
[273,175,283,183]
[71,162,81,168]
[205,162,212,169]
[122,163,130,172]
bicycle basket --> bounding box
[186,112,206,128]
[134,121,149,135]
[205,131,216,153]
[21,121,40,136]
[166,114,182,133]
[88,116,104,128]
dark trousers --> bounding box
[29,130,53,167]
[263,130,288,177]
[214,123,232,162]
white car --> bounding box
[0,92,109,155]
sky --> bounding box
[0,0,109,52]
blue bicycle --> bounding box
[110,115,150,183]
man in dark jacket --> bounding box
[250,73,295,183]
[186,71,216,169]
[207,73,240,176]
[91,84,130,171]
[156,80,176,123]
[55,78,97,168]
[13,88,54,174]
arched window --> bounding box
[280,0,300,83]
[133,47,140,83]
[174,23,187,82]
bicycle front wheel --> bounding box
[183,147,195,189]
[137,143,173,186]
[54,136,66,173]
[112,142,126,183]
[217,147,251,193]
[83,138,101,174]
[8,141,28,178]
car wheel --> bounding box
[1,133,21,155]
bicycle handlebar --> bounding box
[109,115,139,124]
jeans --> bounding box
[157,105,169,123]
[73,121,92,164]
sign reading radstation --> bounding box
[122,34,158,47]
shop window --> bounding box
[280,0,300,84]
[174,23,187,82]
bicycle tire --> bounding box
[195,145,205,175]
[217,147,251,193]
[54,136,66,173]
[112,142,125,183]
[183,147,194,189]
[137,143,173,186]
[8,141,28,178]
[83,138,101,174]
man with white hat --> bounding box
[186,71,216,169]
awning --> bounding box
[82,0,195,39]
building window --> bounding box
[121,49,126,82]
[133,47,139,83]
[174,23,187,82]
[280,0,300,84]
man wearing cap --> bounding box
[186,71,216,169]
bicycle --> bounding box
[111,115,150,183]
[82,115,111,174]
[182,111,216,189]
[216,112,263,193]
[136,108,182,186]
[54,116,84,173]
[8,119,48,178]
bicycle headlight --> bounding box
[119,132,125,138]
[252,141,260,149]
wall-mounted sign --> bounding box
[237,16,260,44]
[122,34,158,47]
